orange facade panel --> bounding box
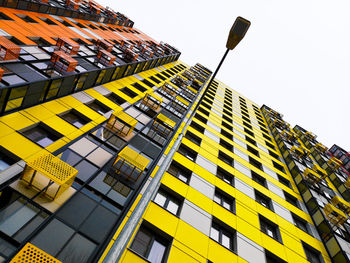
[0,36,21,60]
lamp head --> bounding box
[226,17,251,50]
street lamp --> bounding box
[102,16,250,263]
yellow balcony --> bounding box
[281,129,296,141]
[305,131,317,140]
[327,157,342,170]
[151,113,176,139]
[10,242,61,263]
[291,145,308,159]
[182,70,195,80]
[312,164,327,179]
[141,93,163,111]
[161,83,177,96]
[273,118,288,130]
[303,168,322,184]
[112,147,150,182]
[21,153,77,200]
[315,143,328,153]
[106,111,137,138]
[175,95,190,107]
[331,196,350,214]
[324,203,348,226]
[268,109,283,118]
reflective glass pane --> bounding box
[154,192,166,207]
[167,199,179,215]
[210,227,219,242]
[221,233,231,249]
[148,240,166,263]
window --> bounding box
[245,136,257,146]
[185,131,201,145]
[302,242,323,263]
[265,250,287,263]
[292,213,309,234]
[259,215,282,242]
[265,141,276,150]
[268,150,280,161]
[255,190,273,210]
[247,145,259,157]
[16,14,38,23]
[38,17,57,25]
[214,188,235,212]
[0,12,13,20]
[194,113,207,124]
[60,110,91,128]
[120,87,138,98]
[130,224,170,263]
[132,83,147,93]
[273,161,285,173]
[190,121,205,133]
[220,139,233,151]
[154,187,182,215]
[216,167,234,186]
[221,129,233,140]
[177,144,197,161]
[218,151,233,166]
[278,175,292,188]
[107,93,126,105]
[210,219,236,251]
[284,191,299,208]
[249,156,263,170]
[252,171,267,187]
[21,123,62,147]
[0,148,18,171]
[86,100,110,115]
[167,161,191,184]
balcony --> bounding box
[324,203,348,226]
[171,75,189,89]
[96,49,116,66]
[331,196,350,214]
[66,0,80,10]
[327,157,342,170]
[148,113,176,142]
[182,70,195,80]
[95,39,113,52]
[160,83,178,97]
[50,51,78,73]
[112,147,150,182]
[268,109,283,119]
[312,164,327,179]
[20,153,78,200]
[0,36,21,61]
[315,143,328,153]
[305,131,317,140]
[303,168,322,184]
[140,93,163,111]
[290,145,309,159]
[273,118,289,130]
[56,37,80,55]
[123,48,139,63]
[106,111,137,138]
[281,129,296,141]
[10,242,61,263]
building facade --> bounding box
[0,1,349,263]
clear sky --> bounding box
[100,0,350,150]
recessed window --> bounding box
[167,161,191,184]
[16,14,38,23]
[273,161,285,173]
[247,145,259,157]
[21,123,62,148]
[86,100,110,115]
[265,141,276,150]
[154,187,182,215]
[268,150,280,160]
[259,215,282,242]
[218,151,233,166]
[216,167,234,186]
[38,17,57,25]
[60,110,91,128]
[107,93,126,105]
[284,191,299,208]
[0,148,19,171]
[130,224,170,263]
[177,144,197,162]
[194,113,207,124]
[214,188,235,213]
[249,156,263,170]
[220,139,233,151]
[255,190,273,210]
[245,136,257,146]
[278,175,292,188]
[0,12,13,20]
[252,171,267,187]
[221,129,233,141]
[302,242,323,263]
[210,219,236,251]
[265,250,287,263]
[120,87,138,98]
[292,213,309,234]
[190,121,205,133]
[221,121,233,131]
[185,131,201,146]
[132,82,147,93]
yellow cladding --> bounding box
[327,157,342,170]
[315,143,327,153]
[10,242,61,263]
[121,251,149,263]
[323,203,347,226]
[116,147,150,171]
[25,152,78,185]
[142,92,163,110]
[330,195,350,214]
[312,164,327,178]
[176,95,190,106]
[303,168,322,183]
[156,113,176,128]
[208,240,240,262]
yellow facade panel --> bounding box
[167,245,203,263]
[207,239,238,263]
[0,112,36,131]
[120,250,149,263]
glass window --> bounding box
[292,213,309,234]
[210,220,235,251]
[0,150,17,171]
[177,144,197,162]
[167,161,191,184]
[259,215,282,242]
[86,100,110,115]
[130,224,170,263]
[216,167,234,186]
[154,188,182,215]
[60,110,91,128]
[255,190,273,210]
[21,123,62,147]
[214,188,235,212]
[252,171,267,187]
[302,242,323,263]
[75,160,99,182]
[284,191,300,208]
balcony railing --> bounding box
[10,242,62,263]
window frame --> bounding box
[153,187,183,216]
[259,215,282,243]
[213,188,235,213]
[210,219,236,252]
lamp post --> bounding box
[102,16,251,263]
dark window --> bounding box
[244,128,254,137]
[259,215,282,242]
[132,83,147,93]
[120,87,138,98]
[194,113,207,124]
[265,141,276,150]
[292,213,309,234]
[220,139,233,151]
[249,156,263,170]
[255,190,273,210]
[177,144,197,162]
[107,93,126,105]
[278,175,292,188]
[86,100,110,115]
[142,79,155,88]
[247,145,259,157]
[198,107,209,116]
[222,115,232,123]
[60,110,91,128]
[302,242,323,263]
[154,187,182,215]
[221,129,233,140]
[130,224,170,263]
[263,133,272,142]
[167,161,191,184]
[284,191,299,208]
[268,150,280,161]
[39,17,57,25]
[218,151,233,166]
[190,121,205,133]
[16,14,38,23]
[185,131,201,146]
[261,127,269,134]
[273,161,285,173]
[21,123,62,147]
[216,167,234,186]
[0,148,18,171]
[245,136,257,146]
[265,250,287,263]
[252,171,267,187]
[222,122,233,131]
[210,219,236,251]
[0,12,13,20]
[214,188,235,212]
[150,76,161,84]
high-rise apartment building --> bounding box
[0,1,349,263]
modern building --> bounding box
[0,1,349,263]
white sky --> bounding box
[100,0,350,150]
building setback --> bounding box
[0,1,349,263]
